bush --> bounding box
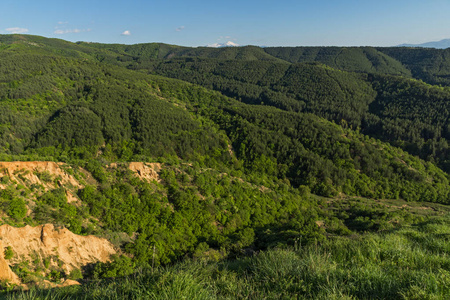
[36,171,53,183]
[68,268,83,280]
[50,270,61,281]
[38,188,67,208]
[7,198,27,220]
[4,246,13,260]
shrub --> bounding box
[4,246,13,260]
[7,198,27,220]
[69,268,83,280]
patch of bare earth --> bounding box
[0,161,83,191]
[128,162,161,182]
[0,241,20,285]
[0,224,116,283]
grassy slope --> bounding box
[5,212,450,299]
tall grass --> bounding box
[3,219,450,299]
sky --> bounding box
[1,0,450,47]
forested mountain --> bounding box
[121,53,450,173]
[0,34,448,201]
[377,47,450,86]
[264,46,412,76]
[1,34,450,296]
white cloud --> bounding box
[121,30,131,36]
[54,28,90,34]
[176,26,185,32]
[5,27,29,34]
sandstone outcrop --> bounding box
[0,161,83,191]
[0,224,116,274]
[128,162,161,182]
[0,241,20,285]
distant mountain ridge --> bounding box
[397,38,450,49]
[207,41,239,48]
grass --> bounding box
[3,216,450,299]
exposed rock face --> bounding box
[66,190,81,206]
[107,162,161,182]
[0,224,116,274]
[128,162,161,182]
[0,241,20,285]
[0,161,83,191]
[0,162,120,286]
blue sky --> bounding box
[1,0,450,47]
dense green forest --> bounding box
[1,34,450,298]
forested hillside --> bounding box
[264,46,411,76]
[377,47,450,86]
[1,34,450,297]
[126,47,450,173]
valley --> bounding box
[0,34,450,298]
